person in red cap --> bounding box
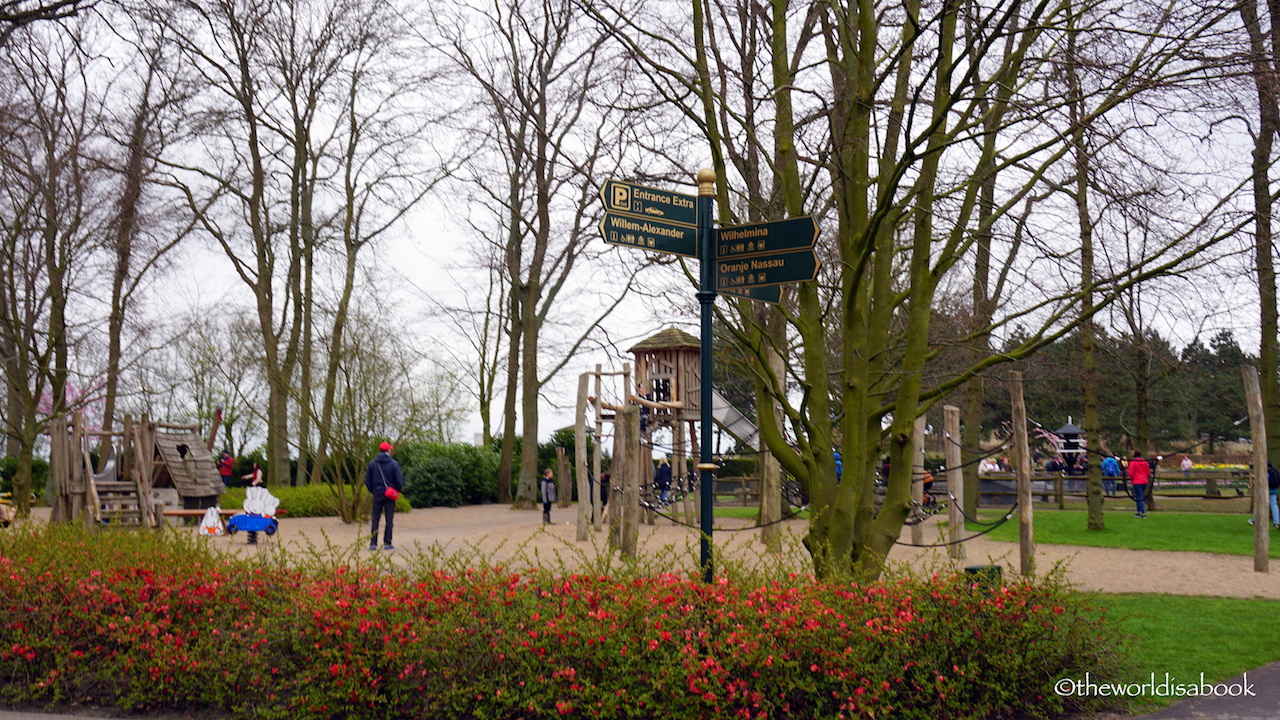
[365,441,403,550]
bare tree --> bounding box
[162,0,443,486]
[428,0,637,507]
[0,19,111,515]
[0,0,94,45]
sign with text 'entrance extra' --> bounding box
[600,179,698,258]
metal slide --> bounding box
[711,390,759,451]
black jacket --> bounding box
[365,452,404,495]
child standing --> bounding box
[541,468,556,524]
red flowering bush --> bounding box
[0,524,1125,719]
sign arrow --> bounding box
[718,285,782,304]
[600,212,698,258]
[716,217,818,260]
[601,179,697,227]
[716,247,819,290]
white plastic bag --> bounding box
[199,506,224,536]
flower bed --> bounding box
[0,525,1125,719]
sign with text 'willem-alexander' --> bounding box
[599,179,699,258]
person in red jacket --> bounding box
[218,451,235,487]
[1128,452,1151,518]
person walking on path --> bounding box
[654,458,673,506]
[1128,452,1151,518]
[541,468,557,524]
[365,442,403,551]
[1181,455,1194,478]
[1101,454,1120,497]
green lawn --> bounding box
[966,509,1280,557]
[1102,593,1280,707]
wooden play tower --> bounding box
[628,325,702,468]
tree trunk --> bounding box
[515,278,541,508]
[1067,11,1105,531]
[1241,0,1280,468]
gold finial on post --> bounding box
[697,168,716,196]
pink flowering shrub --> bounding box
[0,525,1124,719]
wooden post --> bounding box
[50,415,68,522]
[576,373,591,541]
[206,406,223,452]
[614,406,641,558]
[688,420,700,526]
[944,405,965,560]
[1012,371,1034,576]
[556,446,570,509]
[760,352,783,550]
[673,418,687,527]
[121,414,134,493]
[592,364,604,531]
[69,412,85,523]
[609,421,624,550]
[911,415,926,545]
[643,435,655,527]
[1243,367,1269,573]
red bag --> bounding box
[384,487,399,501]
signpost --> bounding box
[600,212,696,257]
[715,217,820,291]
[718,285,782,304]
[600,180,698,257]
[598,175,821,582]
[602,179,696,225]
[716,247,819,290]
[716,217,818,258]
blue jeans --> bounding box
[1103,476,1116,496]
[1270,490,1278,527]
[1134,484,1147,515]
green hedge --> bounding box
[218,485,410,517]
[0,457,48,498]
[395,441,498,508]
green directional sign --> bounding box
[600,212,697,257]
[716,247,819,290]
[602,179,697,226]
[716,217,818,259]
[718,285,782,304]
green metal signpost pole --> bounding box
[696,168,716,583]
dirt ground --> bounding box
[140,503,1280,598]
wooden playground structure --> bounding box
[46,411,226,528]
[573,326,787,555]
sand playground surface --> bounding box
[113,502,1280,599]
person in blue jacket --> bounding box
[654,458,673,505]
[834,451,843,483]
[1100,454,1120,497]
[1269,461,1280,529]
[365,441,403,551]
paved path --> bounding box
[1131,661,1280,720]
